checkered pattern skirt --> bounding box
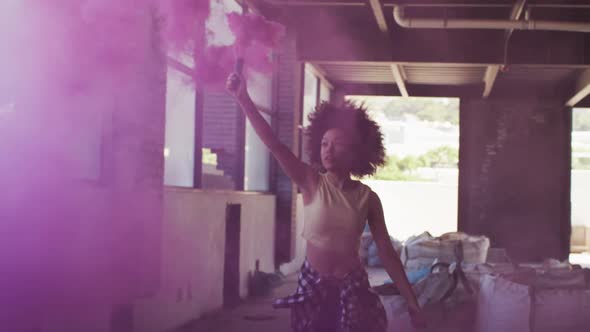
[273,259,387,332]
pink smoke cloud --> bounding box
[195,45,235,88]
[0,2,287,327]
[1,0,285,94]
[192,11,285,89]
[227,12,286,51]
[160,0,211,55]
[161,1,285,89]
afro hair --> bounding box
[304,101,386,178]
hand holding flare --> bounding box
[228,7,245,94]
[226,47,247,101]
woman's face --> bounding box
[320,128,358,172]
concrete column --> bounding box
[459,98,571,261]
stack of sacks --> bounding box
[359,232,374,265]
[379,272,454,332]
[459,262,516,290]
[380,267,478,332]
[401,232,490,272]
[358,232,402,267]
[476,264,590,332]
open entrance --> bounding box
[346,96,460,242]
[570,108,590,267]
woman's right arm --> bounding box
[227,73,315,193]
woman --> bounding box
[227,73,425,332]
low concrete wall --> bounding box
[134,188,276,332]
[279,194,307,276]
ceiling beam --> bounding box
[337,83,483,98]
[509,1,527,23]
[314,61,492,67]
[311,61,590,71]
[296,20,587,64]
[482,0,526,98]
[368,0,388,33]
[566,69,590,107]
[307,63,334,90]
[504,0,527,52]
[261,0,364,7]
[167,56,193,76]
[390,64,409,97]
[483,65,500,98]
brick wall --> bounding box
[459,98,571,261]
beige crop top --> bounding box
[302,173,372,253]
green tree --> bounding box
[202,148,217,165]
[372,146,459,181]
[572,157,590,170]
[398,155,423,172]
[372,155,426,181]
[419,146,458,168]
[573,109,590,131]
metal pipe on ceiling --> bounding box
[384,3,590,9]
[260,1,590,15]
[383,3,513,9]
[393,5,590,33]
[262,1,590,10]
[262,1,514,8]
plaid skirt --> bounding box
[273,259,387,332]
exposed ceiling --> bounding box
[252,0,590,104]
[313,62,488,85]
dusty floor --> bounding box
[174,275,295,332]
[174,256,590,332]
[174,268,390,332]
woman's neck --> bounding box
[326,170,354,190]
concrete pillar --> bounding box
[0,5,166,331]
[459,98,571,261]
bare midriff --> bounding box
[305,241,362,278]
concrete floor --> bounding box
[174,268,390,332]
[173,257,590,332]
[174,274,295,332]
